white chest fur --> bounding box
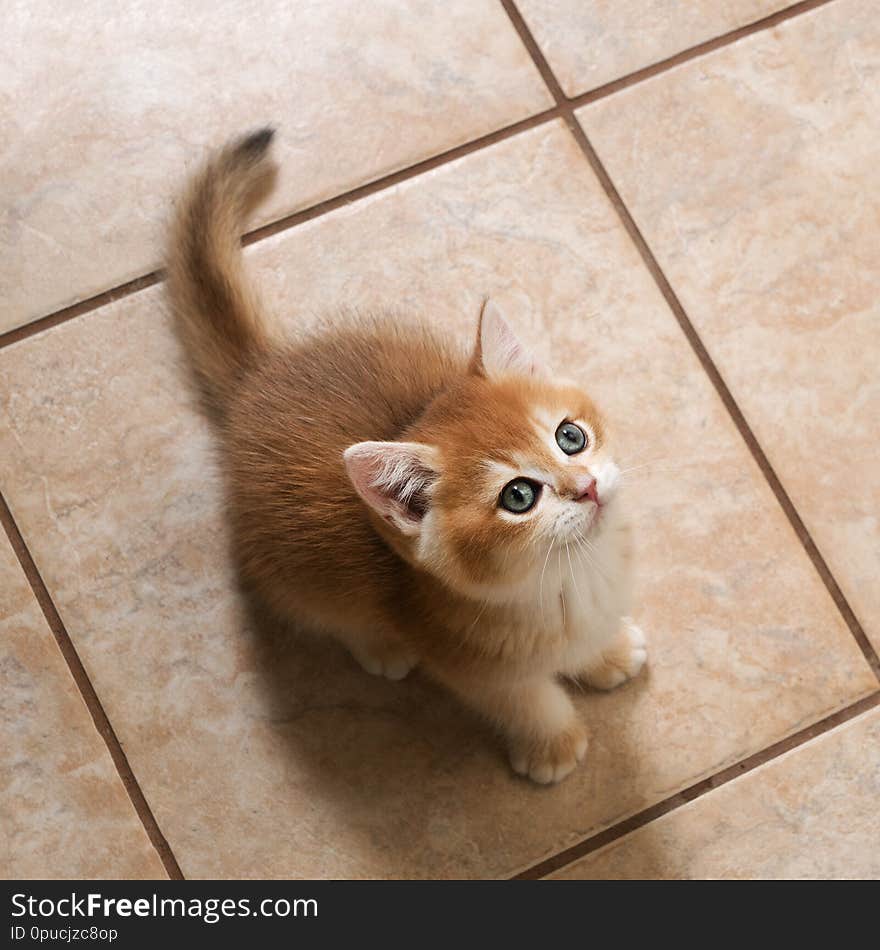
[509,508,633,676]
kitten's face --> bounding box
[419,372,620,598]
[344,301,621,601]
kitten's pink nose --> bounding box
[575,477,599,506]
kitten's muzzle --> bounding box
[572,476,600,506]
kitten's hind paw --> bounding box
[579,618,647,691]
[351,642,419,681]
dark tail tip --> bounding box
[236,126,276,159]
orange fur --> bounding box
[166,131,647,784]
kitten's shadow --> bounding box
[237,578,496,838]
[236,576,652,877]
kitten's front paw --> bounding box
[581,618,647,691]
[352,643,419,681]
[509,722,588,785]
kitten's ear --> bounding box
[343,441,439,537]
[471,299,544,379]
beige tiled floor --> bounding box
[0,534,165,879]
[553,707,880,879]
[578,0,880,650]
[2,1,878,880]
[516,0,788,95]
[0,0,550,331]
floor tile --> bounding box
[515,0,786,97]
[0,532,166,879]
[554,705,880,879]
[0,0,551,333]
[578,0,880,650]
[0,123,874,879]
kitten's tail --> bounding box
[166,127,277,410]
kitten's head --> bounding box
[344,301,621,601]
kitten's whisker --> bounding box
[570,536,591,577]
[557,548,566,627]
[572,537,600,583]
[620,462,676,475]
[618,451,670,468]
[617,457,701,477]
[567,672,587,696]
[564,542,586,611]
[538,538,554,629]
[575,530,612,584]
[467,597,490,632]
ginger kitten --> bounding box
[167,129,646,785]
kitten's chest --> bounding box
[506,532,631,672]
[556,562,626,670]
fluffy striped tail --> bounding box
[166,128,277,411]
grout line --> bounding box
[568,0,839,108]
[0,0,863,883]
[242,108,558,244]
[0,272,162,351]
[501,0,879,681]
[514,690,880,879]
[0,0,836,351]
[0,109,559,352]
[565,122,880,681]
[501,0,880,879]
[0,492,184,880]
[499,0,568,102]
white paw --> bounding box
[509,724,589,785]
[353,646,418,681]
[581,619,647,690]
[618,618,647,678]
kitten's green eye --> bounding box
[556,421,587,455]
[499,479,540,514]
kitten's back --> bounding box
[224,317,462,629]
[165,127,462,634]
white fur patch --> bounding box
[371,452,433,509]
[593,458,621,502]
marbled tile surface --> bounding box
[0,123,873,878]
[0,533,166,879]
[515,0,786,96]
[578,0,880,650]
[0,0,551,332]
[554,705,880,879]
